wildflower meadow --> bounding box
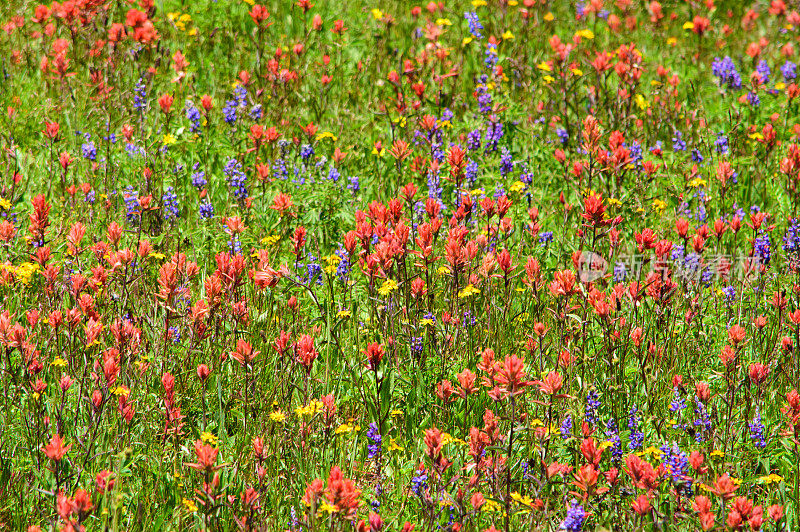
[4,0,800,530]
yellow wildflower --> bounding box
[295,401,322,418]
[17,262,39,285]
[318,501,337,513]
[511,492,534,507]
[200,431,218,446]
[652,199,667,213]
[316,131,337,141]
[260,234,280,246]
[509,180,526,193]
[378,279,399,296]
[759,474,784,485]
[458,284,481,298]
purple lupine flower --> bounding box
[464,12,483,39]
[561,500,586,532]
[711,56,742,89]
[366,422,382,460]
[749,409,766,449]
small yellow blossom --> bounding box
[316,131,337,141]
[260,234,280,246]
[371,9,383,20]
[759,474,784,484]
[378,279,399,296]
[17,262,39,285]
[51,357,67,368]
[270,411,286,423]
[200,431,218,446]
[458,284,481,298]
[295,401,322,418]
[335,422,360,435]
[502,31,514,40]
[544,12,554,21]
[483,499,502,512]
[652,199,667,213]
[435,18,452,26]
[509,181,526,193]
[317,501,337,513]
[643,446,663,457]
[183,498,198,512]
[511,492,534,507]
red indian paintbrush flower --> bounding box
[185,440,221,474]
[43,433,71,462]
